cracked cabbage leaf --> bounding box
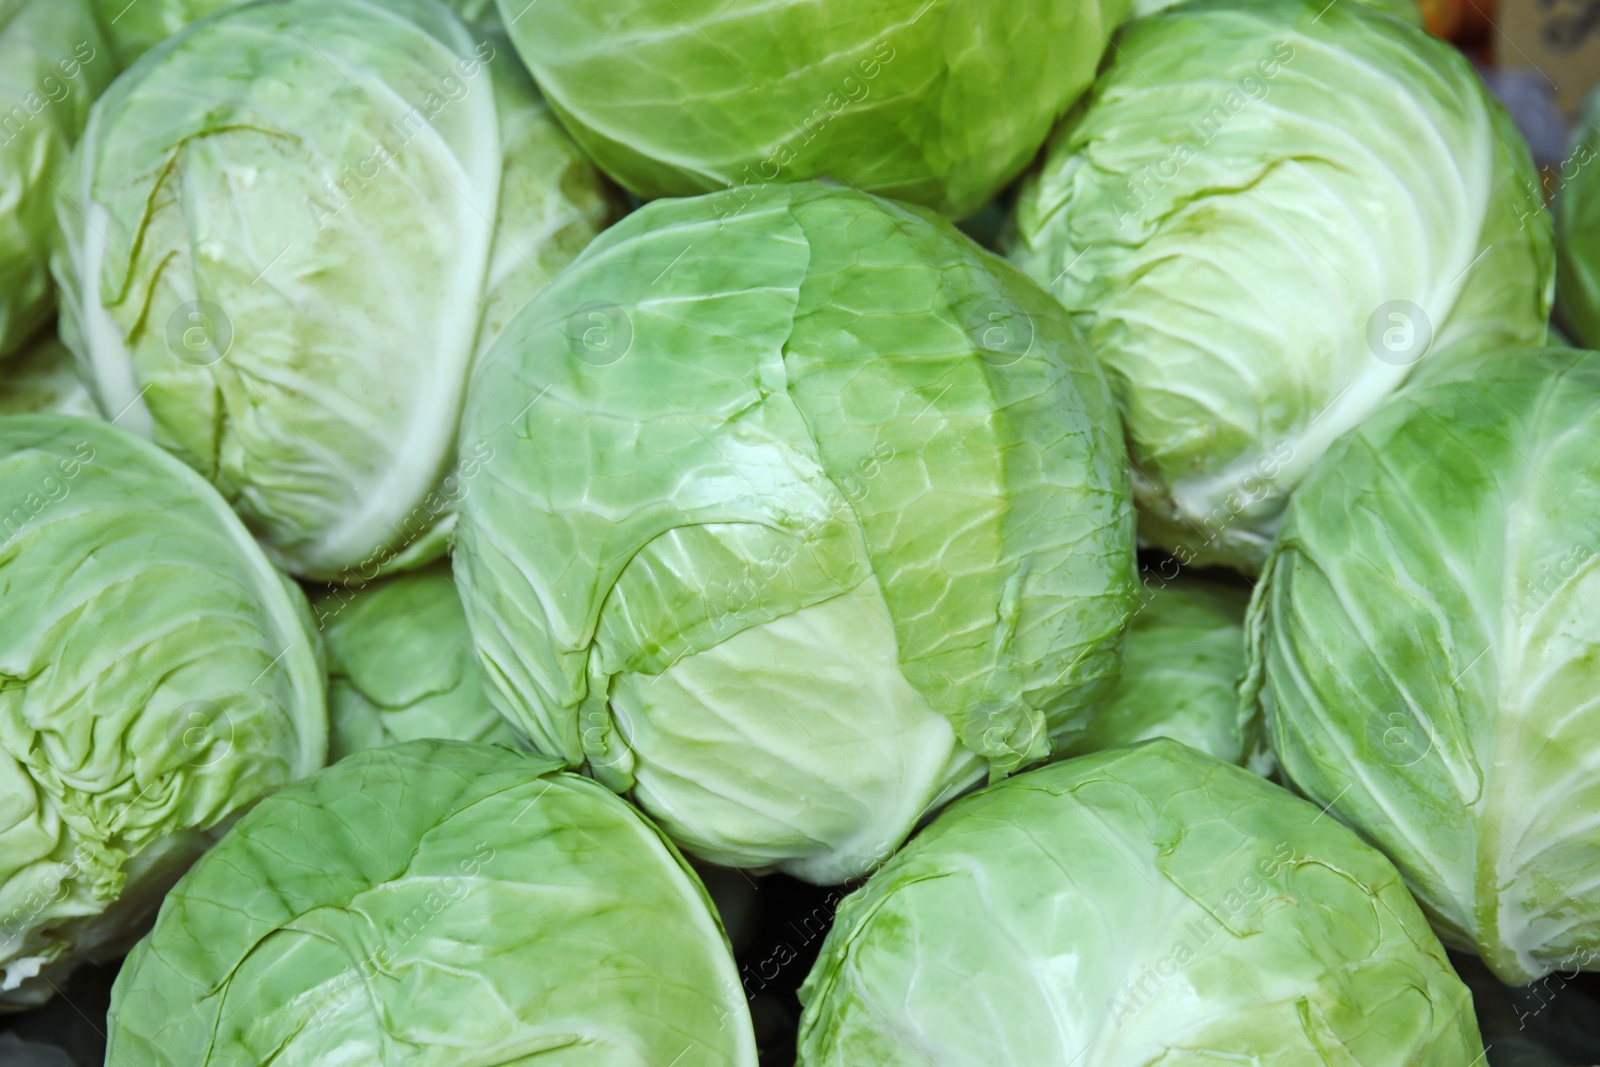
[53,0,616,580]
[797,739,1483,1065]
[106,740,758,1067]
[453,179,1136,884]
[1006,0,1552,573]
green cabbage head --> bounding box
[0,0,114,358]
[313,562,518,761]
[54,0,615,581]
[797,740,1483,1065]
[454,180,1136,884]
[1557,89,1600,348]
[87,0,503,65]
[106,740,758,1066]
[1006,0,1552,573]
[1073,575,1260,767]
[498,0,1129,219]
[0,415,326,1007]
[1243,345,1600,985]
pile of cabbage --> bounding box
[0,0,1595,1061]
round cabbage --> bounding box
[54,0,616,581]
[1073,575,1259,766]
[0,415,325,1007]
[1242,345,1600,985]
[313,562,518,761]
[454,179,1136,884]
[498,0,1129,219]
[106,740,758,1066]
[1005,0,1552,573]
[0,0,115,359]
[797,740,1483,1065]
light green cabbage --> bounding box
[1243,345,1600,984]
[0,0,115,359]
[498,0,1129,219]
[0,331,97,417]
[313,562,518,761]
[106,740,758,1066]
[1073,575,1259,767]
[1006,0,1552,573]
[454,179,1136,884]
[1557,90,1600,348]
[54,0,616,581]
[89,0,503,65]
[0,415,325,1008]
[797,739,1483,1065]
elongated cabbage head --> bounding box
[499,0,1129,219]
[455,180,1136,884]
[0,415,325,1007]
[797,740,1482,1065]
[106,740,758,1066]
[0,0,114,358]
[54,0,615,581]
[1006,0,1552,573]
[313,562,517,761]
[1074,575,1259,767]
[1243,346,1600,985]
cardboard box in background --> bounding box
[1497,0,1600,117]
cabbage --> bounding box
[313,562,518,761]
[0,0,115,358]
[797,740,1482,1065]
[1073,575,1260,767]
[499,0,1128,219]
[106,740,757,1065]
[0,415,325,1007]
[1243,345,1600,984]
[1006,0,1552,573]
[54,0,615,581]
[89,0,504,65]
[454,179,1136,884]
